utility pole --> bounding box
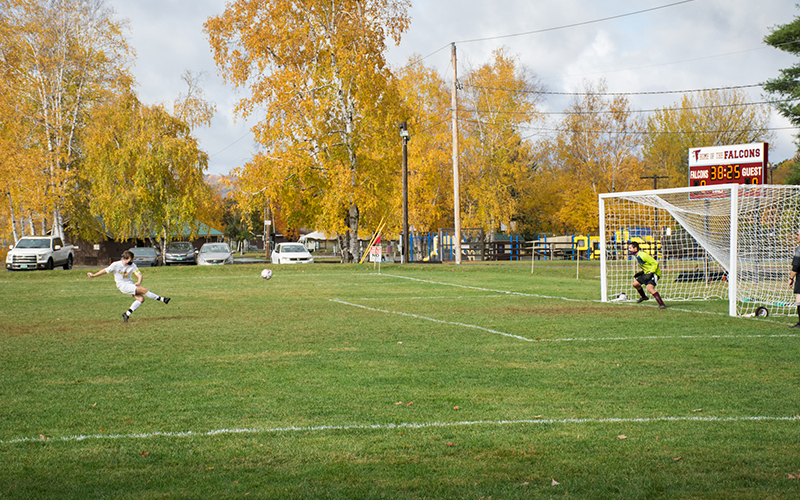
[451,42,462,264]
[641,174,668,190]
[400,121,410,264]
[641,175,668,238]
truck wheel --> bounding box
[45,258,53,270]
[63,255,73,270]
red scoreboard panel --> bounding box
[688,142,767,187]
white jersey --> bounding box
[105,260,139,290]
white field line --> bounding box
[330,298,534,342]
[377,273,795,326]
[353,294,508,301]
[379,272,586,302]
[3,415,798,445]
[332,296,798,343]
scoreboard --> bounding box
[688,142,767,187]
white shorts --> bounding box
[117,282,138,296]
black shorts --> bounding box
[636,273,659,288]
[793,277,800,295]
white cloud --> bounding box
[108,0,799,175]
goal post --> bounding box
[599,184,800,317]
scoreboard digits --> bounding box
[690,164,762,186]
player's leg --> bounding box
[648,283,666,309]
[123,295,144,322]
[136,286,170,304]
[792,292,800,328]
[632,280,648,302]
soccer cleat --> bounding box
[163,297,170,305]
[636,297,649,303]
[122,313,129,323]
[658,304,667,309]
[789,323,800,329]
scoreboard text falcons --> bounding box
[688,142,767,187]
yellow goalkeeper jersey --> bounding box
[635,251,661,277]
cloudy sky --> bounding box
[107,0,799,176]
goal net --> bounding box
[599,184,800,317]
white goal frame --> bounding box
[600,184,799,317]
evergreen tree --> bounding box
[763,8,800,142]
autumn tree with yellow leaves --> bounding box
[394,60,453,232]
[75,87,218,249]
[393,49,544,238]
[643,89,774,188]
[0,0,132,241]
[459,49,543,236]
[206,0,411,262]
[1,1,221,251]
[542,80,646,234]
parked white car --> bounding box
[271,243,314,264]
[197,242,234,265]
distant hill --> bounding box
[205,174,235,198]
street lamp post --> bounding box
[400,121,410,264]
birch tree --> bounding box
[0,0,131,240]
[205,0,410,262]
[548,80,645,233]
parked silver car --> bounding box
[129,247,162,267]
[197,242,233,265]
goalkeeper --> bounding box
[628,242,667,309]
[789,232,800,328]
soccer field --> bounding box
[0,262,798,499]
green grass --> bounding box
[1,262,798,499]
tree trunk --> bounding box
[348,203,359,262]
[7,194,18,242]
[337,233,351,263]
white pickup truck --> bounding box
[6,236,75,271]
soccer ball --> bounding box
[261,269,272,280]
[618,293,627,301]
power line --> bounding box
[461,83,763,97]
[455,0,695,44]
[409,0,696,65]
[460,99,785,117]
[456,118,794,137]
[540,45,771,81]
[209,132,252,158]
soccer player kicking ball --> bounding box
[87,250,170,322]
[628,242,667,309]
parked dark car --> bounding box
[164,241,197,265]
[129,247,162,267]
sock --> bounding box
[653,292,665,307]
[636,287,647,300]
[126,300,142,317]
[145,291,160,301]
[796,304,800,323]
